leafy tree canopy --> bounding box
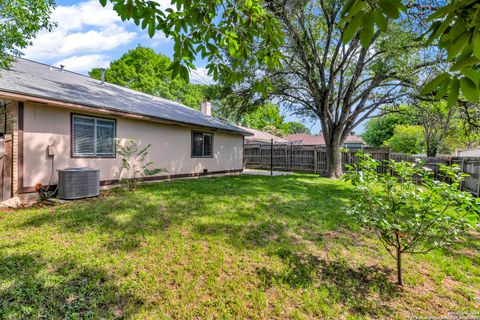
[405,100,457,157]
[340,0,480,104]
[362,111,412,147]
[240,103,310,136]
[241,103,285,131]
[0,0,55,68]
[385,124,425,154]
[285,121,311,134]
[89,45,207,110]
[101,0,284,89]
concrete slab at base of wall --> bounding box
[1,194,37,208]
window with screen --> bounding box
[72,115,116,157]
[191,131,213,158]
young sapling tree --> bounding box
[343,153,479,286]
[116,138,167,190]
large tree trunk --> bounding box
[426,143,438,157]
[325,140,343,179]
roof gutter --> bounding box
[0,89,251,136]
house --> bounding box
[454,148,480,157]
[284,133,366,149]
[239,126,289,144]
[0,58,250,203]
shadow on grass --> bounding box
[194,219,290,249]
[18,175,354,251]
[0,253,142,319]
[442,231,480,264]
[257,248,399,316]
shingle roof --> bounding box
[0,58,249,135]
[284,134,325,145]
[239,126,288,143]
[284,133,365,145]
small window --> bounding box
[191,131,213,158]
[72,114,116,157]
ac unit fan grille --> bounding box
[58,168,100,200]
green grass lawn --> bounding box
[0,174,479,319]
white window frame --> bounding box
[72,114,116,158]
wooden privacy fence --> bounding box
[391,153,480,196]
[243,144,480,197]
[0,136,12,202]
[243,144,390,175]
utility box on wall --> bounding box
[47,145,56,156]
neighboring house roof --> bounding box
[344,135,366,144]
[284,133,325,145]
[239,126,288,143]
[284,133,366,145]
[0,58,249,135]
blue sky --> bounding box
[23,0,326,133]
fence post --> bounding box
[477,164,480,197]
[270,138,273,176]
[461,158,466,191]
[313,148,317,174]
[290,144,293,172]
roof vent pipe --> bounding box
[60,64,65,72]
[100,68,105,85]
[201,101,212,116]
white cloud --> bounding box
[190,67,214,85]
[24,25,135,60]
[55,54,111,73]
[51,0,122,32]
[23,0,136,62]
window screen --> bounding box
[191,131,213,157]
[72,115,115,157]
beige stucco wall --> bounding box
[22,102,244,188]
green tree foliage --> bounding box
[89,46,207,110]
[449,102,480,150]
[284,122,311,134]
[240,103,309,136]
[241,103,286,132]
[441,123,480,153]
[385,125,424,154]
[362,112,411,147]
[101,0,284,89]
[344,152,479,286]
[0,0,55,68]
[340,0,480,104]
[408,101,457,157]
